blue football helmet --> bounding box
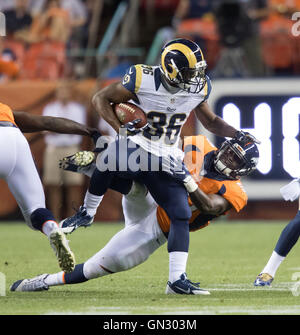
[214,138,259,179]
[160,38,207,93]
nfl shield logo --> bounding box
[170,98,175,104]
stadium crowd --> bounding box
[0,0,299,82]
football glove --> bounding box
[119,119,149,137]
[234,130,261,145]
[280,178,300,201]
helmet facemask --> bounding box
[214,140,259,180]
[177,60,207,93]
[162,59,207,94]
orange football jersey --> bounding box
[0,103,16,126]
[156,135,248,233]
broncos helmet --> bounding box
[160,38,207,94]
[214,138,259,180]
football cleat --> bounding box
[60,206,94,234]
[253,273,274,286]
[49,228,75,272]
[165,272,210,295]
[59,151,95,173]
[10,274,49,292]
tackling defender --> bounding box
[59,38,259,290]
[254,179,300,286]
[0,103,98,272]
[10,135,259,294]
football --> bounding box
[112,102,147,128]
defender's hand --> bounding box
[234,130,261,144]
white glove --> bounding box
[280,179,300,201]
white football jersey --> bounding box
[122,64,212,159]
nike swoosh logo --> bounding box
[129,67,133,74]
[175,286,191,294]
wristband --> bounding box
[184,175,198,193]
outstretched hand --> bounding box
[234,130,261,144]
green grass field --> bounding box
[1,220,300,315]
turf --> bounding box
[1,220,300,315]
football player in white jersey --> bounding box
[60,38,259,291]
[0,105,99,273]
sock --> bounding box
[84,191,103,217]
[167,218,190,253]
[42,220,59,237]
[64,263,88,284]
[274,211,300,257]
[168,251,188,283]
[262,251,285,278]
[30,208,58,234]
[44,271,65,286]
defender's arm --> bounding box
[92,82,136,132]
[189,186,232,215]
[13,111,97,136]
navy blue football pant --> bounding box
[89,138,191,253]
[274,211,300,257]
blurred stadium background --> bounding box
[0,0,300,224]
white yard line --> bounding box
[46,305,300,315]
[206,282,294,291]
[44,283,300,315]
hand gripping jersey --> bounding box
[156,135,248,233]
[0,102,17,126]
[122,64,212,159]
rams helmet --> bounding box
[214,138,259,179]
[160,38,207,93]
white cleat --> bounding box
[10,274,49,292]
[49,228,75,273]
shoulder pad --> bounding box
[121,64,143,94]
